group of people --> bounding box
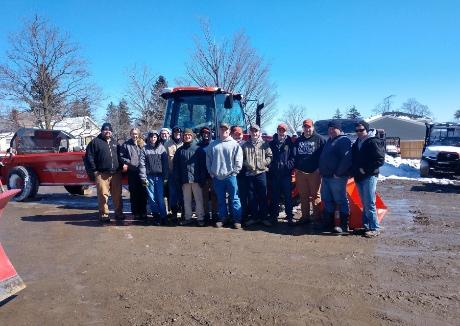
[84,118,385,237]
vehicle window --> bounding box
[430,127,460,146]
[215,94,245,128]
[165,95,214,132]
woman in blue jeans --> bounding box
[139,132,169,225]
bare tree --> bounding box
[0,15,100,129]
[374,95,396,114]
[283,104,306,134]
[400,98,431,117]
[184,20,277,126]
[126,66,167,132]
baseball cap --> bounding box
[249,124,260,131]
[231,126,243,134]
[172,126,182,133]
[219,122,230,129]
[277,123,288,131]
[303,119,313,128]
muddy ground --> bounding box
[0,180,459,325]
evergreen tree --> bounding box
[148,75,168,130]
[105,99,132,141]
[346,105,362,119]
[332,108,342,119]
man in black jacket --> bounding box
[293,119,325,223]
[85,123,124,223]
[173,128,206,226]
[351,121,385,237]
[120,128,147,220]
[319,120,352,234]
[269,123,295,225]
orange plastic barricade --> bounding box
[0,188,26,302]
[347,178,387,230]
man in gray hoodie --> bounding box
[206,122,243,229]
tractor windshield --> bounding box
[429,126,460,147]
[163,93,245,135]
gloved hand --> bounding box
[142,179,149,187]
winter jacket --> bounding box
[164,138,183,173]
[139,142,168,180]
[197,140,212,178]
[173,141,206,185]
[206,136,243,180]
[269,134,295,176]
[84,134,122,174]
[242,137,273,176]
[319,135,352,178]
[293,132,325,173]
[120,138,143,172]
[351,135,385,182]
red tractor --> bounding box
[0,128,91,201]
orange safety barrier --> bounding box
[347,178,388,229]
[0,188,26,302]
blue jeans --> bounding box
[212,176,242,223]
[321,176,349,215]
[270,174,293,220]
[356,175,379,231]
[146,175,167,219]
[247,172,269,221]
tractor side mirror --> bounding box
[224,94,233,109]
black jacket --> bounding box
[319,135,352,178]
[294,132,325,173]
[173,141,206,185]
[84,134,122,174]
[120,139,143,172]
[139,143,168,180]
[269,134,295,176]
[351,136,385,182]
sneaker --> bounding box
[215,221,223,228]
[364,230,380,238]
[234,223,242,229]
[262,220,273,227]
[245,219,258,226]
[99,215,110,224]
[333,226,343,234]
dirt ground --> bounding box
[0,180,459,325]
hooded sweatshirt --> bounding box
[206,136,243,180]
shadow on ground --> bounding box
[410,183,460,194]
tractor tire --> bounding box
[7,166,39,201]
[64,185,89,195]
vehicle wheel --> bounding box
[420,160,431,178]
[64,185,89,195]
[7,166,38,201]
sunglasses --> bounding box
[355,128,366,132]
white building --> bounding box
[0,132,14,152]
[53,116,100,148]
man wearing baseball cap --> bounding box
[84,122,124,223]
[319,120,352,234]
[206,122,243,228]
[269,122,295,225]
[293,118,325,224]
[243,124,273,226]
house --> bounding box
[366,114,428,140]
[0,132,14,152]
[53,116,100,148]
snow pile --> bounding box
[378,156,457,185]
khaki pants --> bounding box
[295,169,322,219]
[95,171,123,218]
[182,182,204,221]
[201,177,217,215]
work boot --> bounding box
[99,214,110,224]
[340,213,349,235]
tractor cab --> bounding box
[161,87,245,138]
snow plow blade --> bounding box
[347,179,388,230]
[0,188,26,302]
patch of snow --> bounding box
[379,155,457,184]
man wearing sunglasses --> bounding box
[351,121,385,237]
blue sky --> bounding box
[1,0,459,131]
